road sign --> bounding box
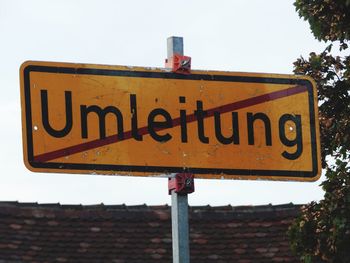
[20,61,321,181]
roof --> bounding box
[0,201,300,263]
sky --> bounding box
[0,0,329,206]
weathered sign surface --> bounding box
[20,61,321,181]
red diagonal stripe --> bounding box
[33,85,307,163]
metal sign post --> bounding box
[166,37,194,263]
[168,173,194,263]
[171,192,189,263]
[19,35,321,262]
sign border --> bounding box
[21,62,320,181]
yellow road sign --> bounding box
[20,61,321,181]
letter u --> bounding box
[41,90,73,138]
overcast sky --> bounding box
[0,0,328,206]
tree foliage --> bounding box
[288,1,350,262]
[294,0,350,46]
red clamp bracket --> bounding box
[165,53,191,74]
[168,173,195,195]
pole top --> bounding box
[165,36,191,74]
[167,36,184,58]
